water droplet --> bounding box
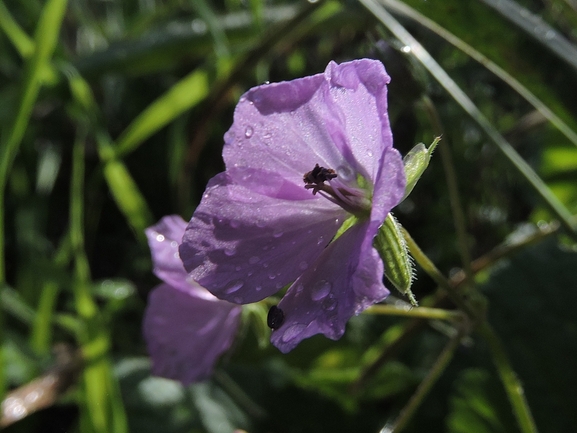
[170,241,178,248]
[224,248,236,256]
[337,165,354,181]
[249,256,260,264]
[323,296,337,311]
[230,220,240,228]
[224,279,244,294]
[275,282,284,289]
[235,266,242,271]
[255,286,262,291]
[296,284,304,293]
[263,262,269,268]
[298,261,309,271]
[281,324,307,342]
[311,280,331,301]
[244,126,253,138]
[233,296,242,303]
[317,236,324,246]
[273,229,284,238]
[156,234,165,242]
[256,220,266,228]
[367,150,373,157]
[268,272,277,280]
[247,271,254,276]
[263,131,272,140]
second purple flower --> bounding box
[179,59,406,352]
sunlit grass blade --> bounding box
[382,0,577,150]
[361,0,577,236]
[98,135,154,242]
[0,1,34,58]
[114,69,209,158]
[479,0,577,72]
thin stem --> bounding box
[477,322,539,433]
[383,326,465,433]
[366,304,463,321]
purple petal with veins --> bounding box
[180,59,406,351]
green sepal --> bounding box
[402,136,441,201]
[375,213,417,306]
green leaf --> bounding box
[115,69,209,158]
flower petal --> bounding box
[270,221,389,353]
[223,59,394,194]
[145,215,190,292]
[180,172,347,304]
[143,283,241,385]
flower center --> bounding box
[303,164,371,217]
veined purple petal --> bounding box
[270,222,389,353]
[180,172,347,304]
[143,283,241,384]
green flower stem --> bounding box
[401,227,479,320]
[386,326,465,433]
[477,322,538,433]
[365,304,463,321]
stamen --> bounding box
[303,163,371,217]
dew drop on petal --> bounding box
[244,126,253,138]
[275,282,284,289]
[170,241,178,248]
[224,279,244,294]
[317,236,324,246]
[296,284,304,293]
[256,220,266,228]
[224,248,236,256]
[235,266,242,271]
[273,229,284,238]
[281,324,307,343]
[249,256,260,264]
[311,280,331,301]
[337,165,354,181]
[323,296,337,311]
[268,272,277,280]
[255,286,262,291]
[233,296,242,303]
[156,234,165,242]
[298,261,309,271]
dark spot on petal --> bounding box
[267,305,285,330]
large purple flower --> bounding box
[179,59,406,353]
[143,215,241,384]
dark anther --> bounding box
[303,164,337,192]
[267,305,285,330]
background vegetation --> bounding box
[1,0,576,432]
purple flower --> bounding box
[143,215,241,384]
[179,59,406,353]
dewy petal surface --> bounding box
[145,215,192,294]
[143,283,241,384]
[144,215,242,383]
[180,173,347,304]
[271,222,389,353]
[180,59,407,351]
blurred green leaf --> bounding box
[447,368,517,433]
[0,1,35,58]
[115,69,209,158]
